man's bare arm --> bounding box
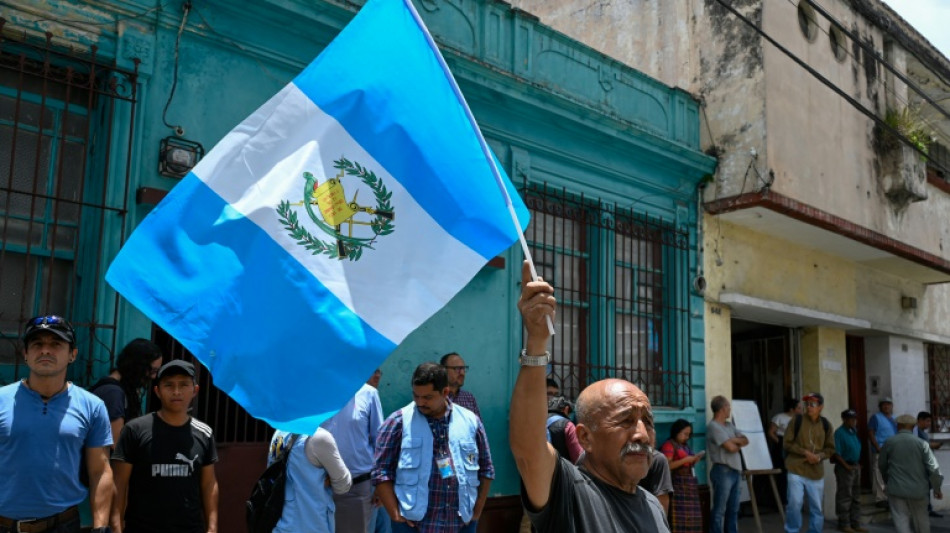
[200,465,219,533]
[510,260,559,510]
[86,446,114,529]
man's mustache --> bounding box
[620,442,654,461]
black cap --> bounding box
[841,409,857,419]
[157,360,195,380]
[22,315,75,345]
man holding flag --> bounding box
[106,0,529,436]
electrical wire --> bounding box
[161,1,191,134]
[792,0,950,150]
[711,0,950,178]
[803,0,950,123]
[190,5,285,86]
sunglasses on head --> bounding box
[26,315,75,332]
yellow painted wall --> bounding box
[704,301,733,413]
[800,326,849,419]
[704,215,857,317]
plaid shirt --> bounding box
[372,402,494,533]
[448,390,481,419]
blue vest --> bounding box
[270,431,334,533]
[396,403,481,523]
[871,412,897,447]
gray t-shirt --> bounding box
[523,456,670,533]
[707,419,744,471]
[639,449,674,497]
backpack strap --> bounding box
[792,414,804,441]
[278,434,300,464]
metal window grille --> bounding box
[0,28,138,382]
[522,183,691,407]
[152,327,273,444]
[928,343,950,429]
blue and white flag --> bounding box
[106,0,528,433]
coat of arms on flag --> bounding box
[278,157,395,261]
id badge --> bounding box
[436,454,455,479]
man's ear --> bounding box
[69,347,78,363]
[576,424,593,452]
[441,386,450,397]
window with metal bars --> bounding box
[151,327,273,444]
[522,183,691,407]
[0,32,138,382]
[928,343,950,431]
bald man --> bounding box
[510,261,669,533]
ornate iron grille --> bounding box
[522,182,692,407]
[0,27,138,382]
[928,343,950,430]
[152,327,272,444]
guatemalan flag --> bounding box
[106,0,529,433]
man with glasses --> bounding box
[0,315,114,533]
[440,353,480,419]
[783,392,835,533]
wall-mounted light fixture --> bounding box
[159,136,204,178]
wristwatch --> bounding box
[519,349,551,366]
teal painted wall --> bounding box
[3,0,715,494]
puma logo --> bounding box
[175,453,199,471]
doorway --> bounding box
[731,320,796,509]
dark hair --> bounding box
[438,352,459,366]
[670,418,693,441]
[546,378,560,390]
[412,362,448,391]
[918,411,933,421]
[784,398,800,412]
[711,395,729,414]
[115,339,163,419]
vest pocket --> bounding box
[459,441,480,486]
[398,438,423,469]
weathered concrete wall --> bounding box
[505,0,698,91]
[760,0,950,260]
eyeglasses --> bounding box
[444,365,470,372]
[805,402,821,408]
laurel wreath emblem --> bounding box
[277,157,394,261]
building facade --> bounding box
[0,0,714,528]
[511,0,950,512]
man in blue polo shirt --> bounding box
[321,369,384,533]
[868,397,897,507]
[833,409,868,533]
[0,315,114,533]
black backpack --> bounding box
[246,433,300,533]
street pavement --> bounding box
[753,506,950,532]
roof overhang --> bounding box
[705,190,950,285]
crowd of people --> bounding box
[1,263,946,533]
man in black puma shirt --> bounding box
[112,360,219,533]
[510,262,669,533]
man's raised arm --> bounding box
[510,260,558,510]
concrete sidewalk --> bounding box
[752,507,950,532]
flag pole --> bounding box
[404,0,555,335]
